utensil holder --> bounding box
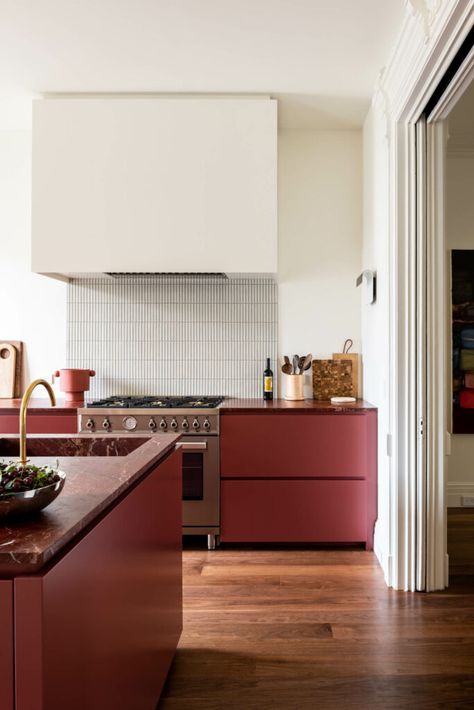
[284,374,304,401]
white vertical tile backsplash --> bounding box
[67,276,277,399]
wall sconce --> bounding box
[356,270,376,305]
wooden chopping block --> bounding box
[0,342,17,398]
[312,359,353,400]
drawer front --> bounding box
[0,414,78,435]
[221,479,367,543]
[221,413,369,478]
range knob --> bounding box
[170,418,178,430]
[159,418,167,431]
[182,418,189,431]
[102,418,111,431]
[203,418,211,431]
[86,418,95,431]
[192,418,200,430]
[148,418,157,431]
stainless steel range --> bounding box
[78,396,223,549]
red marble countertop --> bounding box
[0,432,180,577]
[219,398,376,413]
[0,397,377,415]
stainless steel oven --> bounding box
[78,397,222,550]
[176,435,219,548]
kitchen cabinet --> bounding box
[32,97,277,278]
[0,412,77,435]
[220,410,377,548]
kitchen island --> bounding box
[0,432,182,710]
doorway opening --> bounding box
[414,39,474,590]
[445,83,474,580]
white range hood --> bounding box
[31,97,277,280]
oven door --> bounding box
[176,436,219,529]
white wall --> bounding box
[361,102,390,577]
[446,154,474,504]
[278,130,362,396]
[0,120,67,392]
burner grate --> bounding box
[87,395,224,409]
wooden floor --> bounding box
[448,508,474,575]
[159,546,474,709]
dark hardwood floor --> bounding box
[449,508,474,575]
[159,546,474,709]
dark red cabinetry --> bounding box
[0,581,14,710]
[1,450,182,710]
[0,412,77,435]
[220,411,377,548]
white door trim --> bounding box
[376,0,473,590]
[425,120,449,590]
[416,117,428,591]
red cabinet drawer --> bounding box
[221,479,367,543]
[0,413,78,435]
[221,413,370,478]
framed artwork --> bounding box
[452,249,474,433]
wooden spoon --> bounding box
[292,355,299,375]
[281,362,293,375]
[302,353,313,372]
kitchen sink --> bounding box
[0,436,150,459]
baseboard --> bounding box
[447,482,474,507]
[373,521,391,587]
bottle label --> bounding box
[264,376,273,393]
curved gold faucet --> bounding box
[19,379,56,465]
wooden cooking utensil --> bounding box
[301,353,313,372]
[292,355,299,375]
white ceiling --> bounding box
[0,0,405,129]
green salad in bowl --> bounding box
[0,461,66,517]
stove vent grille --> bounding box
[105,272,229,280]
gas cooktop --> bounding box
[86,395,224,409]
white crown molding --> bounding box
[406,0,443,41]
[376,0,473,122]
[372,68,392,141]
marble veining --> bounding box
[0,436,150,459]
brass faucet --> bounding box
[19,379,56,465]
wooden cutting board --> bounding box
[0,341,23,398]
[333,339,362,398]
[333,352,362,398]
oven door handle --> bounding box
[175,441,208,451]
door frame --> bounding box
[384,0,474,591]
[385,3,473,590]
